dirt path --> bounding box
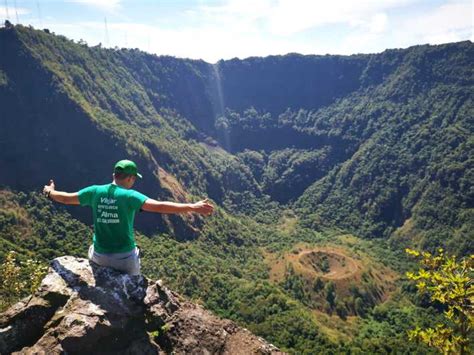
[297,247,361,280]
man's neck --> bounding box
[112,180,129,189]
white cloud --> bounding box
[68,0,121,12]
[335,0,472,55]
[368,13,389,34]
[395,0,472,46]
[177,0,411,58]
[47,21,269,61]
[0,6,30,21]
[26,0,473,62]
[198,0,414,36]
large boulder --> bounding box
[0,256,282,354]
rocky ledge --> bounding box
[0,256,281,354]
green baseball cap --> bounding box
[114,160,142,178]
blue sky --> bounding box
[1,0,472,62]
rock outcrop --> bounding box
[0,256,281,354]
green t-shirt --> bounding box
[78,183,149,254]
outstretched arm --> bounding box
[141,198,214,215]
[43,180,80,205]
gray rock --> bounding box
[0,256,283,354]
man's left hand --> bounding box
[192,198,214,216]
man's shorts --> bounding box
[88,245,141,276]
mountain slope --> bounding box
[1,25,473,252]
[295,42,473,253]
[0,25,260,236]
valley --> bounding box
[0,24,472,353]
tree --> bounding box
[320,256,330,273]
[325,281,336,309]
[183,271,199,296]
[406,248,473,354]
[354,297,365,317]
[313,277,324,292]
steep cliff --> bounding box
[0,256,281,354]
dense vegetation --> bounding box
[0,190,439,353]
[0,24,472,352]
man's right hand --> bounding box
[41,180,80,205]
[43,179,55,197]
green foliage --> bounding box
[406,248,474,354]
[0,251,48,311]
[0,191,91,260]
[353,298,436,354]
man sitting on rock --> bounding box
[42,159,214,275]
